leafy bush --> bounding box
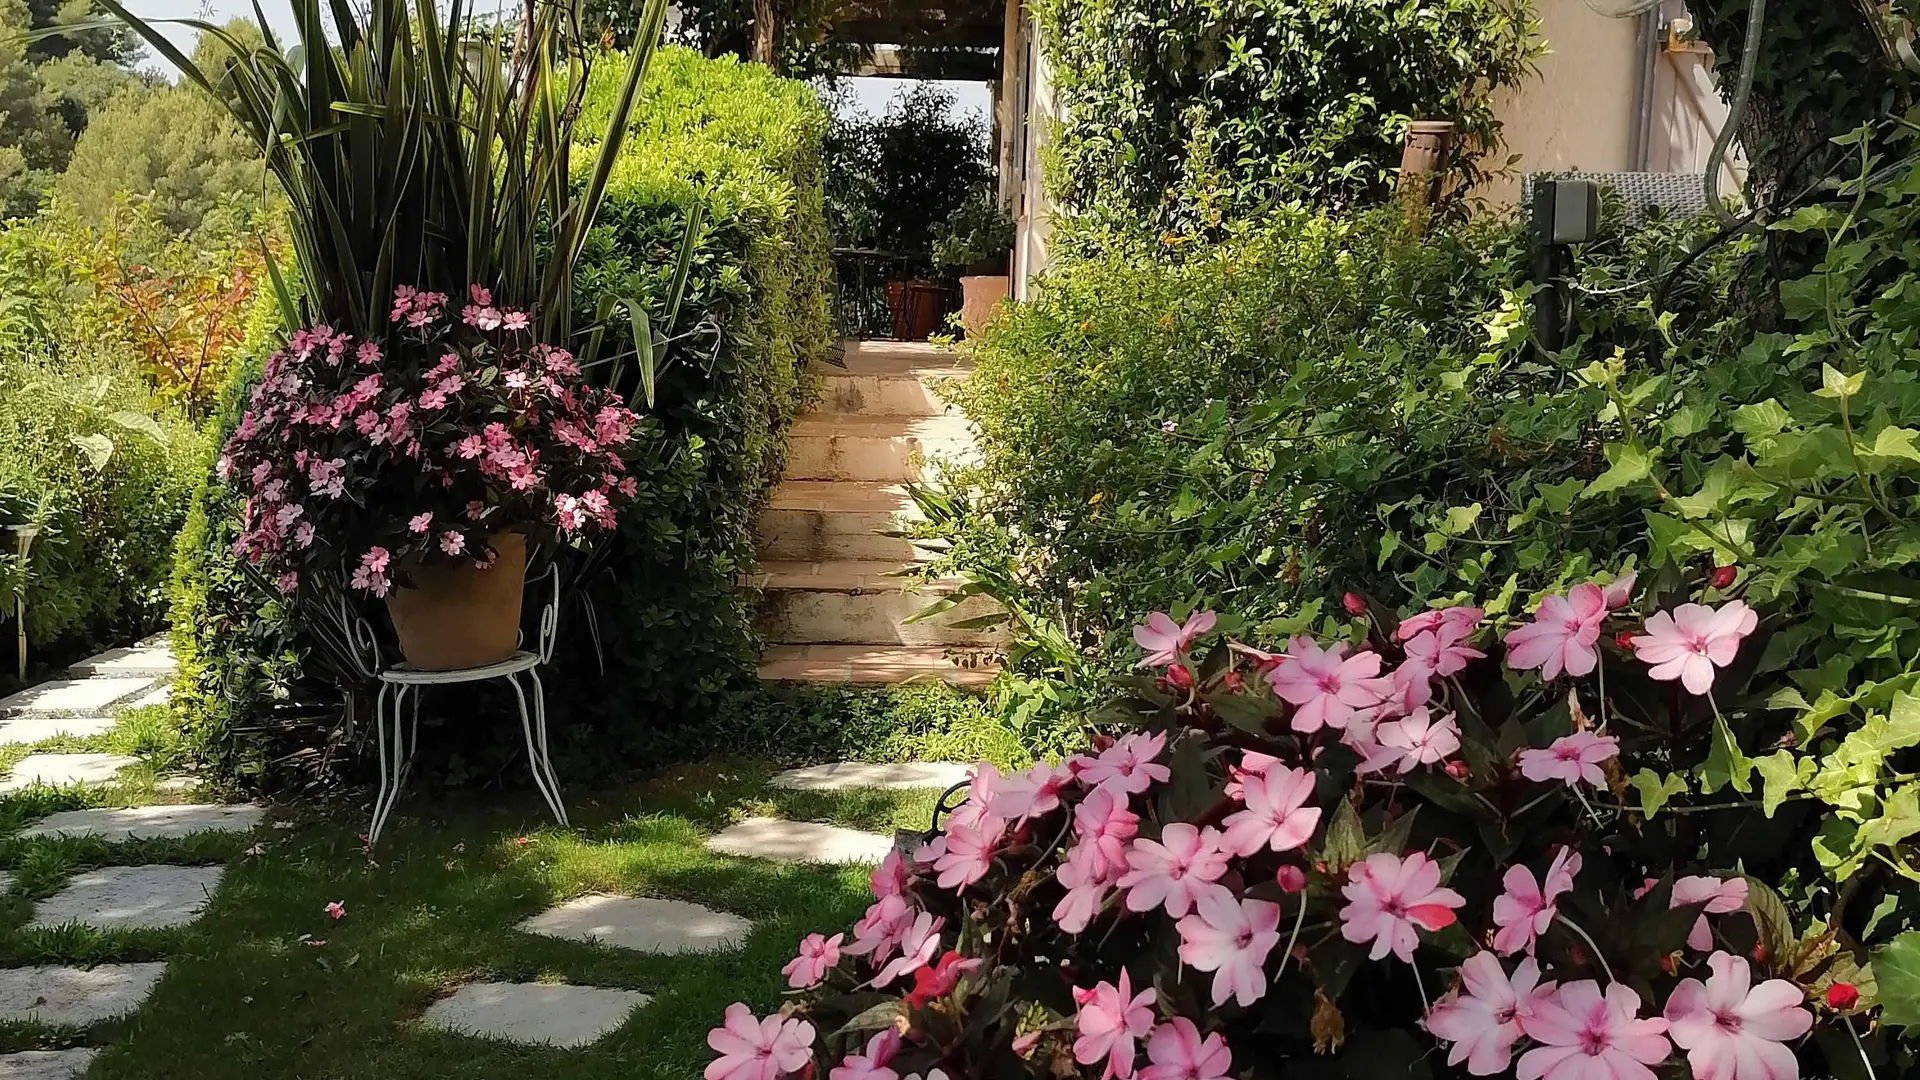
[932,188,1014,272]
[55,80,263,234]
[714,581,1920,1079]
[822,83,990,259]
[1032,0,1540,244]
[0,348,204,666]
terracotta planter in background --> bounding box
[384,531,527,670]
[959,275,1009,338]
[1398,120,1458,214]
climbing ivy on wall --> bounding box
[1031,0,1541,247]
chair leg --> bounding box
[506,671,568,827]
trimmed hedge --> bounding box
[171,47,834,789]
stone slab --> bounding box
[125,685,171,710]
[0,754,136,793]
[68,643,176,679]
[0,679,153,717]
[770,761,973,792]
[419,981,650,1048]
[706,817,894,865]
[30,865,224,931]
[518,895,750,954]
[0,963,166,1026]
[0,1050,98,1080]
[17,804,264,842]
[0,713,115,745]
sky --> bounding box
[120,0,991,119]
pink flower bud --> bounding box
[1342,592,1368,616]
[1828,982,1860,1010]
[1614,630,1637,652]
[1166,663,1194,689]
[1276,865,1307,893]
[1710,565,1737,589]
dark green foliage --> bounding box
[1032,0,1539,245]
[822,83,989,258]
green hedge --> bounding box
[1033,0,1539,245]
[171,47,834,788]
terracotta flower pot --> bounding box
[384,531,528,671]
[959,275,1009,337]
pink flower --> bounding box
[501,310,531,331]
[324,900,346,919]
[294,522,315,548]
[1175,893,1282,1007]
[1425,953,1557,1075]
[1505,584,1608,680]
[1054,841,1120,934]
[1073,785,1140,880]
[870,849,908,899]
[1275,865,1307,893]
[1372,708,1462,774]
[455,435,485,459]
[1073,969,1156,1079]
[706,1002,816,1080]
[440,531,466,556]
[1672,876,1749,952]
[844,894,915,964]
[781,932,842,989]
[1492,848,1581,955]
[1270,637,1390,733]
[1518,732,1620,788]
[872,911,943,987]
[905,950,979,1008]
[1220,765,1321,857]
[463,303,503,330]
[830,1029,900,1080]
[1132,610,1216,667]
[1118,823,1232,918]
[1602,571,1637,610]
[1631,601,1759,695]
[1222,749,1278,799]
[276,571,299,594]
[1078,731,1171,796]
[1339,851,1465,962]
[1664,952,1811,1080]
[1517,981,1671,1080]
[990,761,1074,821]
[409,512,433,534]
[929,820,1002,891]
[1396,606,1484,642]
[1138,1018,1231,1080]
[1403,625,1485,678]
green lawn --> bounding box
[0,760,940,1078]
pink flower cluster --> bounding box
[222,286,646,594]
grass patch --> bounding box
[0,757,938,1077]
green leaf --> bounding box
[1753,751,1815,817]
[1698,716,1754,794]
[1441,503,1482,536]
[1628,769,1688,817]
[107,410,169,447]
[1870,427,1920,463]
[1320,798,1366,872]
[1583,443,1653,498]
[1873,931,1920,1030]
[1731,399,1792,440]
[1816,363,1866,399]
[1742,876,1796,963]
[68,433,114,469]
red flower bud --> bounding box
[1223,671,1245,692]
[1167,663,1194,689]
[1710,565,1737,589]
[1342,592,1368,617]
[1444,759,1470,780]
[1751,943,1769,963]
[1614,630,1637,652]
[1828,982,1860,1011]
[1276,865,1307,893]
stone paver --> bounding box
[0,963,166,1026]
[419,982,650,1048]
[0,678,153,717]
[17,804,264,842]
[0,754,136,793]
[0,1050,98,1080]
[0,714,115,744]
[0,872,12,893]
[125,684,171,710]
[706,817,894,865]
[518,895,751,954]
[770,761,972,792]
[30,865,224,931]
[67,643,176,679]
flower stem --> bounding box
[1410,960,1430,1011]
[1557,913,1616,984]
[1274,894,1310,980]
[1848,1019,1879,1080]
[1596,651,1609,734]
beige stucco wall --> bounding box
[1482,0,1643,206]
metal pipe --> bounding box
[1630,7,1659,170]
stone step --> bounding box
[750,559,946,592]
[757,644,999,688]
[29,865,225,931]
[811,349,971,417]
[0,713,115,744]
[756,573,1006,647]
[420,982,651,1048]
[18,804,265,841]
[68,642,176,679]
[0,677,155,717]
[518,895,751,954]
[784,415,978,483]
[0,753,137,793]
[706,817,894,864]
[0,963,166,1027]
[770,761,973,791]
[836,339,966,371]
[0,1049,96,1079]
[755,481,927,562]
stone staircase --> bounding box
[753,341,1001,689]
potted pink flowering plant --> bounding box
[705,568,1919,1080]
[220,286,644,669]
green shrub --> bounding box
[173,47,835,788]
[1033,0,1540,244]
[0,348,204,670]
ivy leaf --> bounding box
[1873,931,1920,1030]
[1869,426,1920,463]
[1628,769,1688,817]
[1754,751,1815,817]
[1582,443,1653,498]
[1441,504,1482,536]
[1698,716,1754,794]
[1816,364,1866,400]
[1731,399,1792,440]
[67,433,114,470]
